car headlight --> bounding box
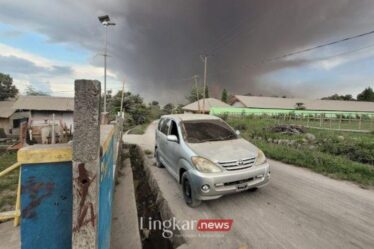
[191,156,222,173]
[255,150,267,166]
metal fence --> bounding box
[216,111,374,132]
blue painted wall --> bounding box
[21,162,72,249]
[98,133,117,249]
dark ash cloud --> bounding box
[1,0,374,102]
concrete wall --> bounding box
[15,80,123,249]
[17,144,73,249]
[98,125,121,249]
[17,124,122,249]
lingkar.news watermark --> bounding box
[139,217,234,238]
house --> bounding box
[231,95,374,113]
[0,100,16,135]
[12,96,74,135]
[182,98,230,114]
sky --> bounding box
[0,0,374,104]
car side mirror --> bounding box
[235,130,241,135]
[167,135,179,143]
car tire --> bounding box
[182,172,201,208]
[155,149,164,168]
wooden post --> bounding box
[320,114,323,128]
[72,80,101,249]
[359,114,362,130]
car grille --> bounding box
[217,157,256,171]
[223,177,254,186]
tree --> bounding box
[357,87,374,102]
[174,104,184,114]
[149,101,162,120]
[186,85,205,103]
[25,86,50,96]
[322,93,354,101]
[221,89,228,103]
[0,73,18,101]
[150,101,159,106]
[162,103,175,115]
[110,91,150,125]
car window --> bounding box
[158,118,165,131]
[160,118,170,135]
[182,119,237,143]
[169,120,179,139]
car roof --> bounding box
[161,114,221,121]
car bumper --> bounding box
[189,162,270,200]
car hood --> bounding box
[187,138,258,162]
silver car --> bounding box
[154,114,270,207]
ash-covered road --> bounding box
[124,121,374,249]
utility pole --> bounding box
[120,79,125,117]
[200,55,208,114]
[193,75,201,113]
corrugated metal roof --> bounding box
[183,98,230,111]
[234,95,374,112]
[0,100,16,118]
[13,96,74,111]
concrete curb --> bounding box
[111,155,142,249]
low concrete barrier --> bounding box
[18,144,73,249]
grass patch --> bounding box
[0,152,18,212]
[256,140,374,187]
[225,116,374,187]
[127,123,149,135]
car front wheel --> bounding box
[182,173,201,207]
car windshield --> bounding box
[181,119,238,143]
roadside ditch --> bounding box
[126,144,185,249]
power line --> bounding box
[260,28,374,64]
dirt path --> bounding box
[124,121,374,249]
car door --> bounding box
[158,118,170,166]
[164,119,182,178]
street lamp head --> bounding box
[98,15,110,23]
[105,21,116,26]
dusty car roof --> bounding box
[161,114,221,121]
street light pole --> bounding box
[98,15,115,113]
[103,25,108,113]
